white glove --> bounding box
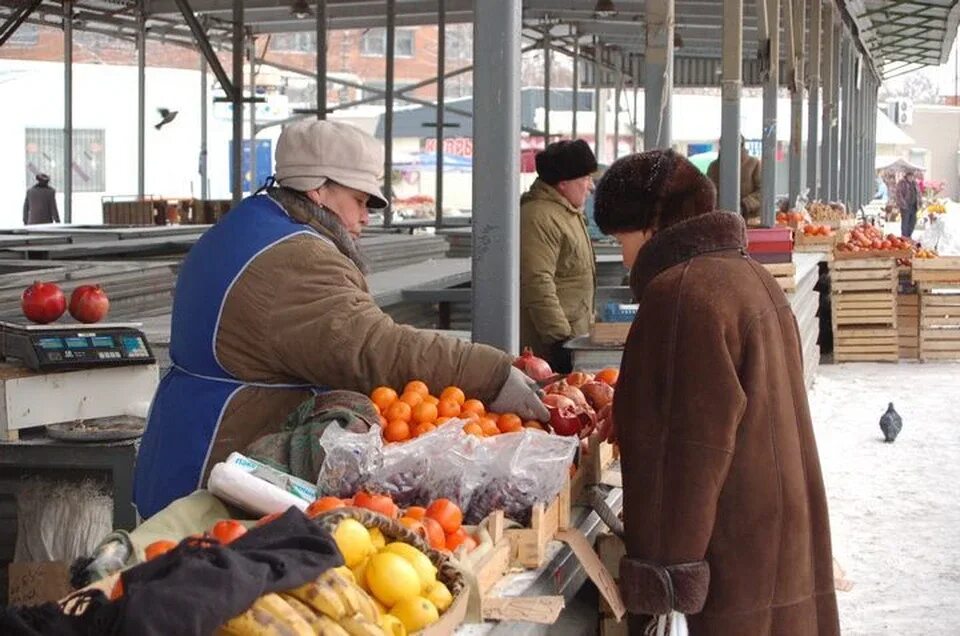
[488,367,550,422]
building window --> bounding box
[270,32,316,53]
[6,24,39,47]
[360,28,415,58]
[25,128,106,192]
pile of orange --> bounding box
[369,381,543,443]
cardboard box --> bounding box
[8,561,71,606]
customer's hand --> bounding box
[489,367,550,422]
[548,339,574,374]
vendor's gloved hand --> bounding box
[489,367,550,422]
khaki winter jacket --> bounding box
[707,149,762,223]
[201,188,512,478]
[615,212,839,635]
[519,179,597,358]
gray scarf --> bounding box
[267,186,369,274]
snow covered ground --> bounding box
[809,361,960,635]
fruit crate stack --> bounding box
[794,224,841,253]
[897,267,919,360]
[829,256,899,362]
[746,228,796,292]
[912,257,960,361]
[590,302,637,346]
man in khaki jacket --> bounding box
[134,120,547,518]
[707,136,762,223]
[521,139,598,372]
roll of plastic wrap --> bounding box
[207,462,308,517]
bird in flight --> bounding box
[155,108,179,130]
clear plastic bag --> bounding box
[423,423,489,512]
[364,424,460,507]
[315,425,383,498]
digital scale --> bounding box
[0,320,155,372]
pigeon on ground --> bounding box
[155,108,179,130]
[879,402,902,443]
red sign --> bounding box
[423,137,473,157]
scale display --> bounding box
[0,321,156,372]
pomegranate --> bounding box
[21,281,66,324]
[581,381,614,411]
[565,371,594,387]
[542,394,582,436]
[543,380,595,416]
[513,346,553,382]
[69,285,110,324]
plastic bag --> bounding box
[364,425,460,507]
[465,430,578,525]
[315,425,383,497]
[424,423,490,512]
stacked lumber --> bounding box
[359,234,450,272]
[913,257,960,361]
[830,258,899,362]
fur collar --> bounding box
[267,187,369,274]
[629,211,747,299]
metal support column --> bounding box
[633,82,639,152]
[249,35,257,193]
[471,0,521,351]
[829,19,840,202]
[137,8,145,199]
[613,58,621,160]
[720,0,743,212]
[838,38,850,205]
[760,0,779,225]
[231,0,244,205]
[806,0,821,199]
[435,0,445,226]
[571,26,579,139]
[820,7,833,201]
[645,0,674,150]
[317,1,327,120]
[200,53,208,200]
[593,38,605,161]
[63,0,72,224]
[544,33,551,141]
[383,0,396,224]
[788,0,805,205]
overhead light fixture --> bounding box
[291,0,313,19]
[594,0,617,18]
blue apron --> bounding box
[133,195,323,518]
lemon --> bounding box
[369,527,387,550]
[334,519,375,568]
[365,552,422,607]
[381,542,438,592]
[333,565,356,584]
[424,580,453,613]
[352,557,370,589]
[372,597,388,616]
[389,596,440,632]
[379,613,408,636]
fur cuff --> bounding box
[618,558,710,615]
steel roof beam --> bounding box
[173,0,236,99]
[858,0,951,19]
[0,0,43,48]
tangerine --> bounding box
[399,516,424,534]
[462,422,483,437]
[437,398,461,418]
[423,395,440,405]
[479,418,500,437]
[405,506,427,520]
[145,539,177,560]
[211,519,247,544]
[384,420,412,442]
[306,496,345,518]
[354,492,400,518]
[523,420,546,431]
[497,413,523,433]
[399,391,424,408]
[595,368,619,386]
[404,380,430,396]
[461,399,486,417]
[385,400,413,422]
[413,422,437,437]
[426,498,463,534]
[436,416,452,425]
[412,401,438,424]
[420,517,446,550]
[370,386,399,411]
[440,386,466,405]
[444,527,471,551]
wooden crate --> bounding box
[829,259,898,358]
[503,477,572,568]
[919,289,960,361]
[763,262,797,293]
[795,232,839,251]
[897,293,920,360]
[833,327,899,362]
[590,322,631,346]
[571,437,619,502]
[912,257,960,287]
[597,532,626,624]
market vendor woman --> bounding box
[134,121,547,518]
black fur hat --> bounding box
[535,139,598,185]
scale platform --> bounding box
[0,320,155,373]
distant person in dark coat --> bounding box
[23,174,60,225]
[895,171,921,239]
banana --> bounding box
[219,595,311,636]
[253,593,315,636]
[313,613,352,636]
[281,594,335,634]
[318,569,381,624]
[287,578,348,621]
[338,612,387,636]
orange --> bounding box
[399,516,424,534]
[412,401,438,425]
[462,422,483,437]
[354,492,400,518]
[413,422,437,437]
[497,413,523,434]
[372,403,381,415]
[379,414,388,427]
[371,386,399,411]
[211,519,247,544]
[444,527,471,551]
[405,506,427,520]
[460,411,480,423]
[437,398,461,418]
[110,578,124,600]
[479,418,500,437]
[461,399,485,417]
[420,517,446,550]
[440,386,466,406]
[404,380,430,396]
[426,499,462,534]
[423,395,440,405]
[145,539,177,560]
[595,368,619,386]
[436,416,452,425]
[385,420,412,442]
[307,496,345,518]
[523,420,546,431]
[385,400,412,422]
[399,391,424,408]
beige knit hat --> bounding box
[275,120,388,209]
